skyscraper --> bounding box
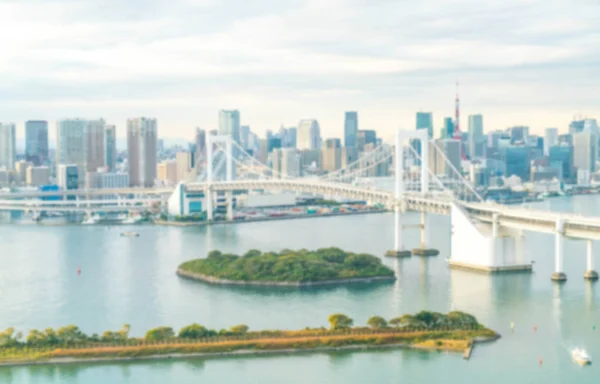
[218,110,240,144]
[344,112,358,148]
[240,125,250,150]
[127,117,158,187]
[322,138,342,172]
[544,128,558,156]
[416,112,433,139]
[86,119,105,172]
[467,114,484,158]
[573,131,596,173]
[56,119,87,186]
[0,123,16,170]
[442,118,454,139]
[105,125,117,172]
[297,119,321,150]
[195,128,206,167]
[25,120,49,165]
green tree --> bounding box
[243,249,262,258]
[328,314,353,330]
[145,327,175,341]
[367,316,387,329]
[56,325,87,343]
[0,327,18,346]
[179,323,210,339]
[447,311,478,327]
[389,314,420,328]
[229,324,249,334]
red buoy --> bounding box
[77,266,81,276]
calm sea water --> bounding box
[1,195,599,383]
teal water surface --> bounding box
[0,195,599,383]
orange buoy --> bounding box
[533,325,537,332]
[539,357,543,366]
[77,266,81,276]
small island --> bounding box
[176,247,396,286]
[0,311,499,367]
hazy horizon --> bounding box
[1,0,599,141]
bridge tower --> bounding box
[206,134,234,221]
[584,240,598,280]
[386,129,437,257]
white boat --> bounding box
[82,215,100,225]
[572,348,591,366]
[122,215,142,224]
[120,231,140,237]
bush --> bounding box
[230,325,249,335]
[179,324,210,339]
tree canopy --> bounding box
[367,316,388,329]
[179,247,394,283]
[328,314,354,330]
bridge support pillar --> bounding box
[386,129,410,258]
[412,212,439,256]
[552,218,567,282]
[584,240,598,281]
[226,192,233,221]
[206,188,213,222]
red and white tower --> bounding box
[453,82,468,160]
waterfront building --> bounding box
[297,119,321,150]
[87,170,130,189]
[157,160,178,186]
[57,164,79,190]
[270,149,282,177]
[218,110,240,144]
[467,114,484,159]
[86,118,106,173]
[286,127,297,148]
[544,128,558,156]
[573,131,596,173]
[0,169,10,187]
[268,137,282,153]
[341,147,358,169]
[344,112,358,148]
[127,117,158,187]
[416,112,433,139]
[257,139,268,164]
[26,165,50,186]
[322,138,342,172]
[300,149,322,171]
[105,124,117,172]
[0,122,16,170]
[25,120,49,165]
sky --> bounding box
[1,0,599,143]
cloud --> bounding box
[0,0,599,139]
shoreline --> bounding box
[176,269,396,287]
[0,335,499,369]
[156,209,388,227]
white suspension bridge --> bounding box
[1,129,599,282]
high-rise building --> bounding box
[157,160,178,186]
[56,119,87,186]
[442,118,454,139]
[280,148,302,178]
[569,119,586,135]
[500,145,530,180]
[573,131,596,173]
[0,123,16,170]
[544,128,558,156]
[127,117,158,187]
[549,145,573,180]
[416,112,433,139]
[105,125,117,172]
[176,151,192,182]
[287,127,297,148]
[344,112,358,148]
[322,138,342,172]
[15,161,32,184]
[357,130,377,152]
[86,119,105,172]
[240,125,250,150]
[467,114,484,159]
[195,128,206,167]
[218,110,240,144]
[432,139,461,176]
[25,120,49,165]
[270,148,282,177]
[297,119,321,150]
[510,126,529,144]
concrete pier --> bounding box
[552,218,567,282]
[584,240,598,281]
[412,212,439,256]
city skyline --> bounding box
[1,0,599,140]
